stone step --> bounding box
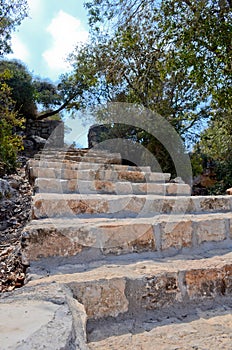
[0,284,88,350]
[33,155,122,164]
[26,251,232,321]
[27,159,151,172]
[36,148,114,155]
[88,302,232,349]
[32,194,232,219]
[34,178,190,196]
[35,148,121,157]
[22,213,232,261]
[29,167,171,183]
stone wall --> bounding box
[88,124,112,148]
[26,120,64,148]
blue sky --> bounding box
[8,0,89,81]
[7,0,92,147]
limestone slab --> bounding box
[22,218,156,260]
[70,278,129,319]
[160,220,192,250]
[30,167,170,183]
[28,159,151,172]
[24,212,232,261]
[194,218,227,244]
[32,194,232,219]
[0,300,73,350]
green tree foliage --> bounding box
[0,59,37,118]
[71,25,209,137]
[68,0,231,178]
[193,108,232,193]
[0,1,28,174]
[33,79,62,110]
[0,0,28,56]
[0,59,67,121]
[0,70,24,173]
[84,0,231,118]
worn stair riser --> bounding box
[34,178,190,196]
[22,214,232,260]
[32,194,232,219]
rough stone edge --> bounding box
[0,283,89,350]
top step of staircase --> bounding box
[33,148,122,164]
[27,159,152,173]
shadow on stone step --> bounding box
[26,242,232,281]
[86,297,232,343]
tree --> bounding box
[0,0,28,56]
[0,59,37,118]
[192,108,232,193]
[0,59,73,121]
[0,70,24,173]
[64,3,211,177]
[0,1,28,173]
[33,79,62,110]
[84,0,231,116]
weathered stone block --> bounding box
[132,183,165,195]
[166,183,191,196]
[149,172,171,182]
[100,223,155,254]
[185,268,227,299]
[70,278,128,319]
[195,219,226,244]
[229,219,232,239]
[198,197,231,212]
[115,182,133,194]
[160,220,192,250]
[23,228,83,260]
[127,273,181,311]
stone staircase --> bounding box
[1,147,232,349]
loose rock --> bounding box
[0,161,32,293]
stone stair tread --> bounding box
[35,149,121,156]
[33,156,121,164]
[26,251,232,321]
[36,149,120,155]
[29,167,171,182]
[27,160,151,172]
[26,211,232,228]
[32,193,232,219]
[27,251,232,284]
[34,178,190,195]
[22,212,232,261]
[33,193,196,200]
[88,305,232,349]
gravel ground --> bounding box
[0,157,32,293]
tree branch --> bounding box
[36,93,79,120]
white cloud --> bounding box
[7,35,30,62]
[27,0,43,17]
[42,10,88,73]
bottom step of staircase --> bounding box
[27,250,232,321]
[87,299,232,349]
